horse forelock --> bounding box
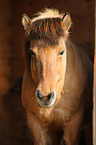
[26,18,65,46]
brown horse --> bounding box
[21,8,93,145]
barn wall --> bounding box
[0,0,12,95]
[93,2,96,145]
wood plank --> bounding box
[93,2,96,144]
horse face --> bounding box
[22,11,71,108]
[29,39,67,107]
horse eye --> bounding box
[29,50,35,57]
[59,50,64,56]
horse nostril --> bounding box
[47,91,54,100]
[47,94,51,100]
[36,90,43,100]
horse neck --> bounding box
[63,39,85,91]
[65,39,78,77]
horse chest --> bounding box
[38,106,71,127]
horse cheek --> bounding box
[30,59,37,83]
[57,57,66,96]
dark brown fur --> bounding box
[27,18,64,45]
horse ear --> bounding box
[22,14,32,31]
[62,12,72,31]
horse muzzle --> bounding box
[36,90,56,108]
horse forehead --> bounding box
[30,38,66,58]
[38,47,56,60]
[30,37,65,50]
[31,45,57,55]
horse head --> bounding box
[22,9,72,108]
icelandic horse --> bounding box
[21,8,93,145]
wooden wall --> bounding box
[93,2,96,145]
[0,0,94,145]
[0,0,12,95]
